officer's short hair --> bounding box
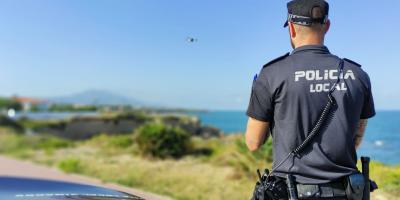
[294,7,326,34]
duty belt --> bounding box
[296,181,347,199]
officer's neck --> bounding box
[293,36,325,49]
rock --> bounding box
[160,115,200,135]
[196,126,222,138]
[35,115,148,140]
[160,115,221,138]
[27,113,222,140]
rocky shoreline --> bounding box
[2,112,222,140]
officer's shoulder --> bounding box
[262,52,290,69]
[343,58,361,68]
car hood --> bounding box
[0,176,143,200]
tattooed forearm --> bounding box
[355,119,368,149]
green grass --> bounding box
[369,162,400,196]
[0,128,73,157]
[87,134,134,149]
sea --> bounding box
[192,110,400,165]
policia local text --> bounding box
[294,69,356,93]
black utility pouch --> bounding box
[346,173,365,200]
[251,174,288,200]
[252,182,266,200]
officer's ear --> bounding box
[289,22,297,38]
[323,19,330,34]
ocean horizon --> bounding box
[192,110,400,165]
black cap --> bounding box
[284,0,329,28]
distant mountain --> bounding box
[49,90,144,106]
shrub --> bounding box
[135,123,191,158]
[58,158,82,173]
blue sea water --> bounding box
[192,110,400,165]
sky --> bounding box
[0,0,399,110]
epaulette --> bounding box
[262,52,290,68]
[343,58,361,68]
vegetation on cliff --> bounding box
[5,111,220,140]
[0,97,22,111]
[0,127,398,200]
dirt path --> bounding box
[0,155,171,200]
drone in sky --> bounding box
[186,37,198,43]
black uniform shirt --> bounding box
[247,45,375,184]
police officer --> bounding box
[245,0,375,199]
